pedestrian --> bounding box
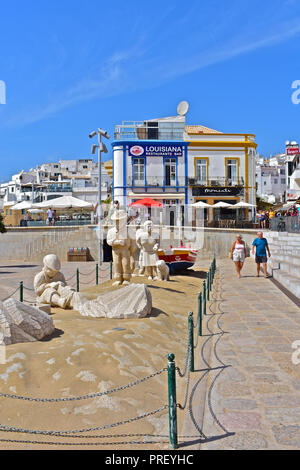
[47,207,53,225]
[52,209,57,226]
[258,211,265,229]
[230,234,246,278]
[265,211,269,229]
[251,231,271,278]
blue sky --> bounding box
[1,0,300,181]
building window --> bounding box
[226,159,238,184]
[132,158,145,186]
[195,159,207,184]
[164,158,176,186]
[281,178,286,184]
[274,178,278,184]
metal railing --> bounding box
[270,216,300,233]
[188,177,244,187]
[127,176,186,188]
[114,121,185,141]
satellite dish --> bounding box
[285,140,290,146]
[291,140,298,145]
[177,101,189,116]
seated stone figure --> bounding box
[34,254,77,309]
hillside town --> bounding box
[1,110,299,229]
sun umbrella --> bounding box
[212,201,233,208]
[129,198,162,207]
[10,201,35,210]
[34,196,93,209]
[232,201,256,208]
[191,201,211,208]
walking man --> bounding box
[47,207,53,225]
[251,231,271,278]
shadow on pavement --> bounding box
[178,269,207,279]
[150,307,168,318]
[42,328,64,342]
[0,265,39,269]
[178,432,235,448]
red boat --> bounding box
[157,246,198,274]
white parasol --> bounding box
[33,196,94,210]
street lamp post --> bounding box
[89,128,110,265]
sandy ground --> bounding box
[0,266,208,450]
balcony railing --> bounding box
[42,185,73,192]
[115,121,185,141]
[127,176,186,188]
[188,177,244,187]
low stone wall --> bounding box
[0,225,260,262]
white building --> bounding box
[256,164,286,203]
[0,159,112,208]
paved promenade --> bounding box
[182,257,300,450]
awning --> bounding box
[127,192,185,200]
[33,196,94,209]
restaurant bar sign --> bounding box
[129,143,184,157]
[192,186,243,197]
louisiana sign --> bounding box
[129,143,184,157]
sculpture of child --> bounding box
[34,254,77,309]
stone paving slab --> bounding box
[181,258,300,450]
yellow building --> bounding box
[186,125,257,223]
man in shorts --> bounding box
[47,207,53,225]
[251,231,271,278]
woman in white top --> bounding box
[230,234,247,278]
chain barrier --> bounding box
[23,286,35,292]
[1,286,20,302]
[0,261,113,303]
[0,368,167,403]
[99,264,110,271]
[176,353,191,411]
[65,273,77,282]
[194,329,200,349]
[175,329,190,378]
[78,279,95,285]
[78,269,96,277]
[0,437,170,446]
[0,405,169,436]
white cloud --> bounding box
[2,3,300,128]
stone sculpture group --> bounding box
[0,210,172,345]
[107,211,169,285]
[31,211,169,312]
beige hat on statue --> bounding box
[43,254,61,272]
